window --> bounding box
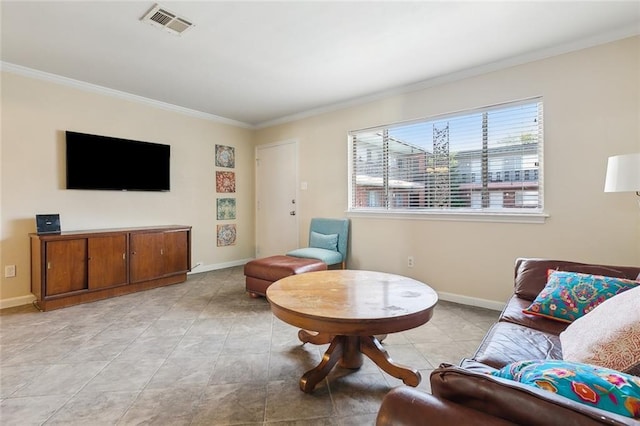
[349,99,544,218]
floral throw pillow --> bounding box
[492,360,640,419]
[522,270,639,323]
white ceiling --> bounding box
[2,1,639,128]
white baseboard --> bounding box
[437,291,505,311]
[5,264,502,314]
[188,258,253,275]
[190,261,507,312]
[0,294,37,310]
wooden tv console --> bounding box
[30,225,191,311]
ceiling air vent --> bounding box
[141,4,194,35]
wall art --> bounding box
[217,224,237,246]
[216,171,236,193]
[216,198,236,220]
[215,145,235,168]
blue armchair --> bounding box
[286,218,350,269]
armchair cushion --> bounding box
[285,247,343,266]
[309,231,338,252]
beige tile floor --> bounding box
[0,266,498,425]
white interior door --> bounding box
[255,140,298,258]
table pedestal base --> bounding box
[298,331,422,393]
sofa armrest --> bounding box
[430,365,635,426]
[375,386,516,426]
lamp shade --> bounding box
[604,153,640,192]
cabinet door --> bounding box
[129,232,164,283]
[88,235,128,289]
[163,230,189,275]
[45,239,88,296]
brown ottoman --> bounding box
[244,255,327,298]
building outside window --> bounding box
[349,98,544,216]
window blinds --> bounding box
[350,99,543,213]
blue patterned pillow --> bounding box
[492,360,640,419]
[523,270,639,323]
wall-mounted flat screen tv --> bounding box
[66,131,170,191]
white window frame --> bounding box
[347,98,548,224]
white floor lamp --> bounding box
[604,153,640,207]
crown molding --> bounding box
[255,26,640,129]
[2,24,638,131]
[0,62,254,129]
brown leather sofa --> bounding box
[376,258,640,426]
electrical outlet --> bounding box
[4,265,16,278]
[407,256,414,268]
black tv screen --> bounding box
[66,131,170,191]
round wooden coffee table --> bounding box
[266,269,438,393]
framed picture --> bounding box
[217,224,237,246]
[216,171,236,193]
[215,145,235,168]
[216,198,236,220]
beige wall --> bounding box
[0,72,255,306]
[1,36,638,310]
[254,36,640,307]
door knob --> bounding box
[290,211,296,216]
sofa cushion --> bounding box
[500,295,568,336]
[431,365,634,425]
[560,285,640,375]
[472,322,562,369]
[492,360,640,420]
[514,258,628,301]
[458,359,498,374]
[522,270,639,323]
